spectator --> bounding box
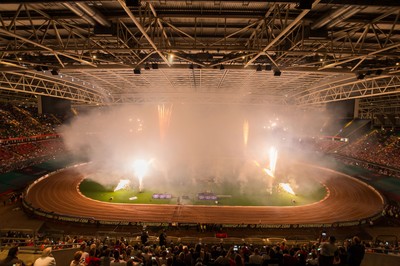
[191,243,203,265]
[141,230,149,245]
[70,251,83,266]
[248,248,263,265]
[0,247,26,266]
[318,236,337,266]
[347,236,365,266]
[159,230,167,247]
[282,249,298,266]
[86,248,100,266]
[111,250,126,266]
[79,242,89,265]
[214,249,230,266]
[173,252,185,266]
[100,248,112,266]
[232,254,244,266]
[34,247,56,266]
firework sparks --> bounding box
[114,179,130,192]
[279,183,296,195]
[158,104,173,141]
[268,146,278,177]
[133,159,151,192]
[243,119,249,148]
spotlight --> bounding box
[375,69,383,75]
[41,66,49,71]
[50,69,59,75]
[265,64,272,71]
[133,68,141,74]
[34,66,43,71]
[168,53,174,64]
[273,70,281,76]
[256,65,262,71]
[144,64,150,70]
[126,0,141,7]
[152,63,158,69]
[219,65,225,70]
[189,64,194,69]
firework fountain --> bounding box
[114,179,130,192]
[255,146,295,195]
[133,159,151,192]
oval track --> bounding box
[24,164,384,224]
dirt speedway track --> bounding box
[24,164,384,225]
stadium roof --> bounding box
[0,0,400,114]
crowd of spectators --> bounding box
[312,139,347,154]
[381,203,400,226]
[1,230,32,240]
[0,139,65,174]
[2,230,398,266]
[2,192,23,206]
[3,106,400,266]
[337,130,400,169]
[315,129,400,178]
[0,104,62,139]
[0,231,364,266]
[0,104,66,174]
[3,103,400,179]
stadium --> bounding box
[1,1,400,266]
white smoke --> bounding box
[60,104,333,196]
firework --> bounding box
[114,179,130,192]
[268,146,278,177]
[133,159,151,192]
[243,119,249,147]
[279,183,296,195]
[158,104,173,141]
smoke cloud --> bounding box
[60,104,333,196]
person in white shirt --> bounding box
[318,236,338,266]
[34,247,56,266]
[249,248,263,265]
